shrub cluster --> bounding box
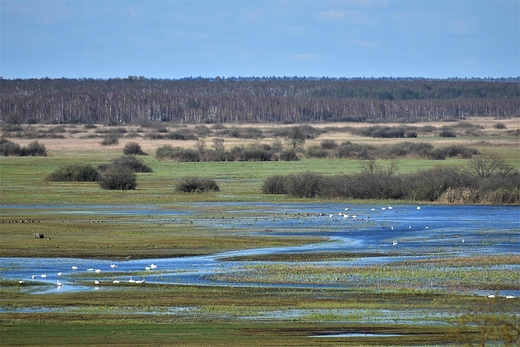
[46,155,150,190]
[99,155,152,173]
[262,159,519,204]
[155,144,298,162]
[175,177,220,193]
[99,165,137,190]
[140,124,324,141]
[350,125,418,138]
[46,164,99,182]
[215,127,264,139]
[0,138,21,156]
[1,124,67,139]
[0,139,47,156]
[439,129,457,137]
[156,146,200,162]
[269,125,322,140]
[305,141,478,160]
[95,127,127,134]
[123,142,147,155]
[143,129,198,140]
[100,134,119,146]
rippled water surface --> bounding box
[1,203,519,295]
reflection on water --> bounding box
[1,203,519,295]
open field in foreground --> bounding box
[1,119,519,346]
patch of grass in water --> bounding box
[220,252,390,262]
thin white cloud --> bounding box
[351,39,379,49]
[289,53,321,62]
[318,10,344,21]
[341,38,379,49]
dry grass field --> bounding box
[7,117,520,153]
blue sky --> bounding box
[1,0,518,79]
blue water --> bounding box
[1,203,519,295]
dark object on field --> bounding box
[123,142,147,155]
[34,233,44,239]
[99,165,137,190]
[175,177,220,193]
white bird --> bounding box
[388,206,393,210]
[95,269,102,273]
[145,266,151,271]
[136,278,146,284]
[19,280,25,284]
[462,239,465,243]
[94,280,100,285]
[31,275,36,279]
[71,266,78,270]
[128,277,135,283]
[110,264,117,268]
[371,208,375,211]
[505,295,515,299]
[150,264,157,269]
[57,272,62,276]
[392,240,398,246]
[87,268,94,271]
[344,207,350,211]
[57,280,63,286]
[381,207,386,210]
[486,294,495,299]
[417,206,421,210]
[41,273,47,278]
[113,280,120,284]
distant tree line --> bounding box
[1,77,518,125]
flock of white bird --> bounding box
[26,263,158,287]
[331,205,467,246]
[20,205,516,300]
[332,205,515,299]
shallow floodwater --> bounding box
[1,203,519,296]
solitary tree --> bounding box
[212,138,225,152]
[465,154,515,178]
[196,139,206,153]
[285,126,306,149]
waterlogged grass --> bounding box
[207,258,520,293]
[0,321,462,347]
[1,134,519,346]
[0,209,324,259]
[1,284,513,346]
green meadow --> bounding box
[1,121,519,346]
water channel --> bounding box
[1,203,519,297]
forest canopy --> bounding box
[1,77,518,125]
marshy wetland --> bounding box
[1,119,519,346]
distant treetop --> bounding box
[1,77,518,124]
